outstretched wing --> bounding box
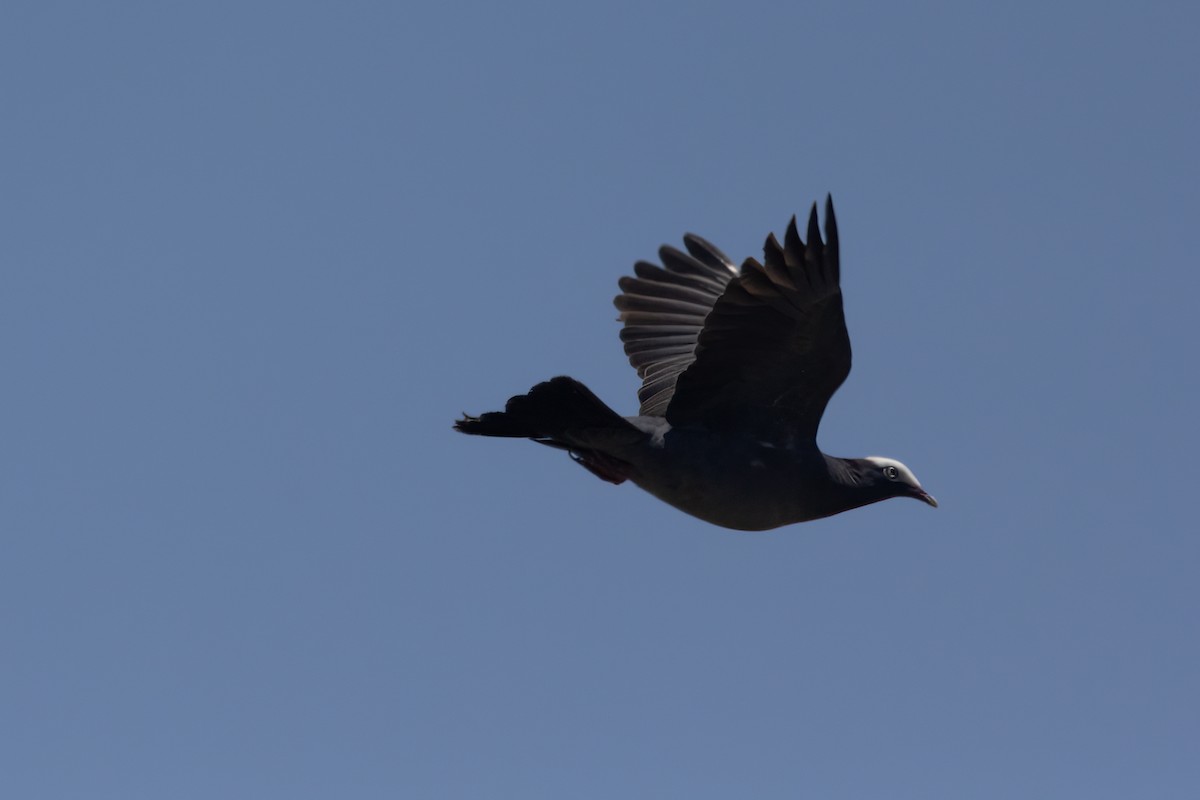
[613,234,739,416]
[665,197,850,442]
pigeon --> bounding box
[455,197,936,530]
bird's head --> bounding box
[862,456,938,508]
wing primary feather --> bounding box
[640,356,695,378]
[783,215,804,267]
[624,336,698,354]
[761,232,797,290]
[824,195,839,283]
[763,232,787,268]
[806,202,824,264]
[632,261,728,293]
[617,310,709,326]
[614,295,712,316]
[659,245,720,279]
[682,234,737,273]
[782,214,814,291]
[620,324,704,340]
[617,276,716,307]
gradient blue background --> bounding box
[4,1,1197,797]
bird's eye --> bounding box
[883,466,899,480]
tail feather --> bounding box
[454,376,634,442]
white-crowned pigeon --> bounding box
[456,197,936,529]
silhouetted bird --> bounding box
[456,197,936,529]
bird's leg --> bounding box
[569,450,630,485]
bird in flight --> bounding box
[455,197,936,530]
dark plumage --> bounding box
[455,197,935,530]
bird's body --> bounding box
[561,414,840,530]
[456,198,935,529]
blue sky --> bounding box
[3,1,1198,797]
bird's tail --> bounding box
[455,376,635,442]
[455,377,642,485]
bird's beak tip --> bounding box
[920,492,938,508]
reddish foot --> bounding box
[570,450,630,485]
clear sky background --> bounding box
[3,1,1197,798]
